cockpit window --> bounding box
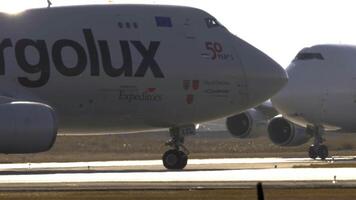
[294,52,324,61]
[205,18,220,28]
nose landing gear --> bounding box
[162,125,195,170]
[162,149,188,170]
[307,126,329,160]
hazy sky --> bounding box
[1,0,356,67]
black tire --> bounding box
[308,145,318,159]
[162,150,188,170]
[177,151,188,169]
[318,145,329,160]
[163,149,180,170]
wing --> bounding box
[255,100,279,119]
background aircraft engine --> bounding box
[226,109,267,138]
[0,102,57,153]
[268,117,311,146]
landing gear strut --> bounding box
[162,125,195,170]
[307,126,329,160]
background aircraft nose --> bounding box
[234,37,288,107]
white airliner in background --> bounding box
[226,44,356,160]
[0,4,287,170]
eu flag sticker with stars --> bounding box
[155,16,172,27]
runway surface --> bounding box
[0,157,356,190]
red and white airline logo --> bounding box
[192,80,200,91]
[186,94,194,105]
[182,80,200,105]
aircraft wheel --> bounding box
[162,149,188,170]
[318,145,329,160]
[308,145,318,159]
[178,151,188,169]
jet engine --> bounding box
[0,102,57,153]
[226,109,267,138]
[267,117,311,146]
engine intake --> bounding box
[268,117,311,146]
[0,102,57,153]
[226,109,267,138]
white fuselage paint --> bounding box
[272,45,356,132]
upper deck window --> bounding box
[294,52,324,61]
[205,18,220,28]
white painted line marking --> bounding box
[0,157,351,170]
[0,168,353,183]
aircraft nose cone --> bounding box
[235,37,288,107]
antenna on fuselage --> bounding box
[47,0,52,8]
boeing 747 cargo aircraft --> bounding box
[0,5,287,169]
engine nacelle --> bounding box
[268,117,311,146]
[0,102,57,153]
[226,109,267,138]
